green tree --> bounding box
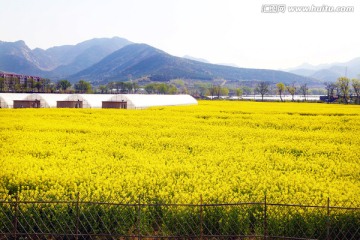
[336,77,350,104]
[235,88,243,99]
[255,82,269,101]
[168,85,178,94]
[145,83,156,94]
[0,77,6,92]
[220,87,229,97]
[286,84,296,101]
[107,82,116,93]
[124,82,133,93]
[194,82,210,97]
[114,81,125,93]
[351,78,360,104]
[18,80,27,92]
[122,81,140,93]
[132,82,140,93]
[14,82,22,92]
[172,79,188,94]
[276,82,285,101]
[172,79,185,88]
[8,77,15,92]
[43,79,53,93]
[13,78,22,93]
[179,86,188,94]
[34,82,42,92]
[242,86,252,95]
[74,80,92,93]
[98,85,108,94]
[157,83,169,94]
[26,78,34,92]
[56,80,72,92]
[209,85,221,99]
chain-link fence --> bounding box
[0,195,359,240]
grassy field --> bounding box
[0,101,359,205]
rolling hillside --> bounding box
[70,43,316,85]
[1,38,318,85]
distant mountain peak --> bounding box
[285,57,360,82]
[217,63,240,68]
[183,55,210,63]
[0,37,132,77]
[15,40,26,45]
[296,62,316,70]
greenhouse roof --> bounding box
[25,94,71,108]
[111,94,198,109]
[0,93,30,108]
[0,93,198,109]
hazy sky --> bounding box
[1,0,359,69]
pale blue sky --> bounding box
[0,0,359,69]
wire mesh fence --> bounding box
[0,195,359,240]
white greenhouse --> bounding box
[23,94,71,108]
[0,93,29,108]
[0,93,198,109]
[109,94,198,109]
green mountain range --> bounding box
[70,43,317,85]
[1,37,318,85]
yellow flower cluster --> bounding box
[0,101,359,205]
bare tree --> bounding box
[324,82,337,103]
[255,81,269,101]
[299,83,308,101]
[107,82,116,93]
[114,81,125,93]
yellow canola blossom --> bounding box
[0,101,359,206]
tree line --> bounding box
[255,82,309,102]
[0,77,52,93]
[0,77,94,94]
[254,77,359,104]
[0,78,189,95]
[0,77,185,95]
[1,75,359,104]
[324,77,360,104]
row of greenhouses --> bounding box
[0,93,197,109]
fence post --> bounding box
[137,196,141,240]
[75,192,80,240]
[200,195,203,240]
[326,197,330,240]
[264,194,267,240]
[12,194,19,240]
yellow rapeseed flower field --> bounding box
[0,101,359,206]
